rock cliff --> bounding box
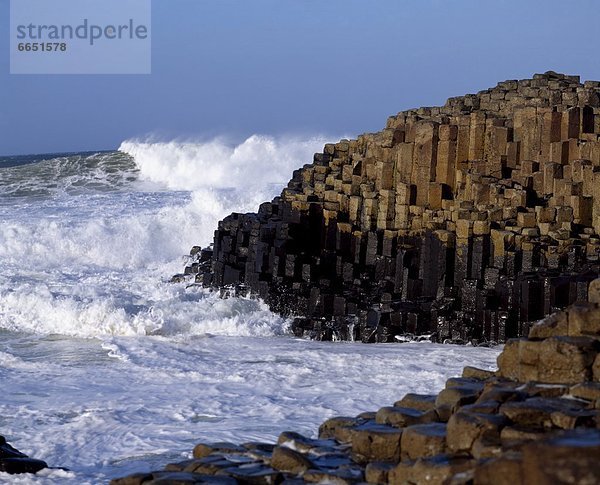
[180,72,600,343]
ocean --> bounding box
[0,137,501,484]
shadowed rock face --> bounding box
[112,300,600,485]
[0,435,48,475]
[178,72,600,343]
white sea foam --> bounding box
[0,334,501,484]
[0,135,330,338]
[119,135,334,246]
[119,135,330,192]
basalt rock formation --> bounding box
[179,72,600,343]
[112,297,600,485]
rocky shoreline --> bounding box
[112,298,600,484]
[10,72,600,482]
[177,71,600,344]
[116,72,600,484]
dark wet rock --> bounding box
[0,436,48,475]
[170,274,189,284]
[0,457,48,474]
[0,436,27,460]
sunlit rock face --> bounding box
[182,72,600,343]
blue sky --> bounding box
[1,0,599,156]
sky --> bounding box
[0,0,599,156]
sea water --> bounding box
[0,136,501,484]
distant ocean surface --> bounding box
[0,137,501,484]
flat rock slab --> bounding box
[477,386,527,405]
[519,382,570,399]
[500,396,589,428]
[569,382,600,402]
[193,443,246,459]
[170,455,261,475]
[277,431,338,453]
[376,406,438,428]
[445,377,486,391]
[394,393,437,412]
[462,366,496,380]
[436,386,482,408]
